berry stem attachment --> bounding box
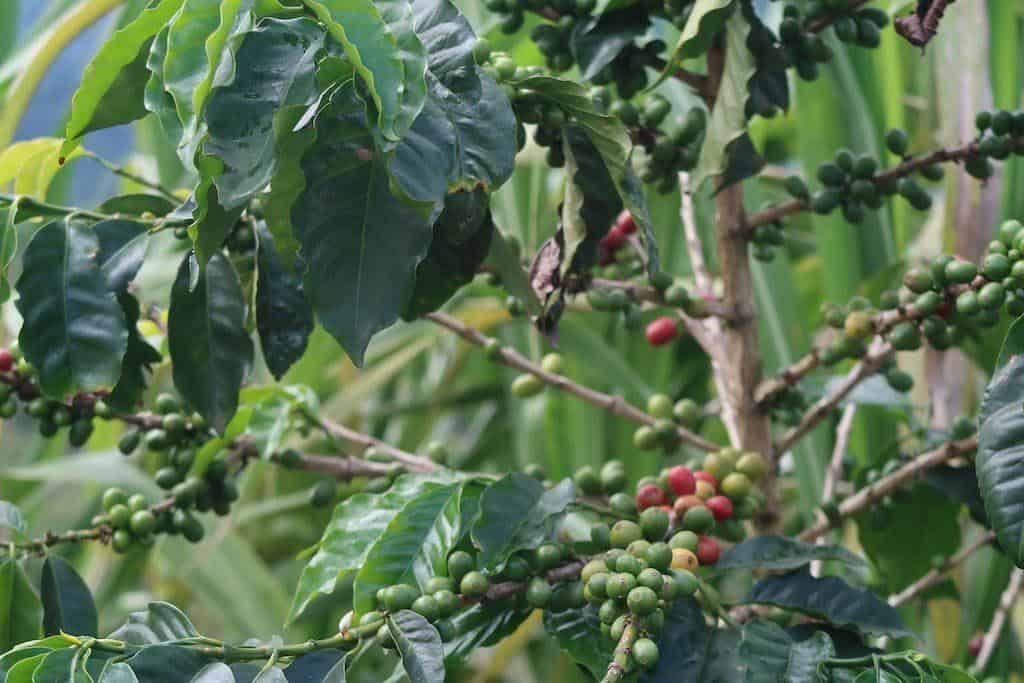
[601,618,639,683]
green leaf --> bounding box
[543,606,609,679]
[262,104,316,271]
[568,8,646,81]
[40,557,97,638]
[994,315,1024,371]
[255,223,313,379]
[97,663,138,683]
[471,473,575,572]
[168,252,253,432]
[977,354,1024,566]
[1,647,54,680]
[15,220,128,398]
[856,484,960,592]
[204,17,326,209]
[300,0,427,141]
[106,294,162,412]
[61,0,185,157]
[745,569,911,638]
[0,560,41,652]
[124,645,212,683]
[93,220,149,293]
[290,86,435,365]
[6,653,47,683]
[482,227,534,312]
[403,190,495,318]
[386,0,516,201]
[0,201,22,302]
[716,536,867,573]
[282,651,346,682]
[96,194,178,218]
[511,75,659,275]
[738,620,835,683]
[443,602,530,663]
[108,603,198,645]
[386,611,444,683]
[692,11,762,190]
[144,28,183,146]
[656,0,735,86]
[353,483,463,614]
[31,647,93,683]
[253,667,288,683]
[0,501,26,539]
[640,598,741,682]
[289,475,450,621]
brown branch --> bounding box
[798,436,977,542]
[308,414,440,473]
[975,567,1024,672]
[774,341,892,455]
[888,531,996,607]
[742,139,1019,233]
[425,311,721,452]
[587,278,732,321]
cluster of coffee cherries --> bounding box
[818,297,913,392]
[784,140,937,225]
[775,5,843,82]
[967,109,1024,180]
[631,394,708,450]
[634,108,708,195]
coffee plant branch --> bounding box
[798,436,978,542]
[425,311,722,452]
[974,568,1024,672]
[888,530,997,608]
[742,138,1024,233]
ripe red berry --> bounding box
[645,317,678,347]
[0,349,12,373]
[636,484,668,511]
[667,466,696,496]
[696,535,721,565]
[968,634,983,659]
[705,495,733,521]
[693,470,718,489]
[616,210,637,235]
[600,226,628,252]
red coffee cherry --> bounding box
[0,349,13,373]
[696,535,721,565]
[705,495,734,521]
[616,210,638,235]
[667,466,696,496]
[636,484,668,511]
[693,470,719,489]
[645,317,678,347]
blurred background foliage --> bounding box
[1,0,1023,679]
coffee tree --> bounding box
[0,0,1023,680]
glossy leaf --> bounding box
[640,598,741,682]
[471,473,575,571]
[569,8,646,81]
[716,535,866,573]
[5,654,46,683]
[745,569,911,637]
[387,611,444,683]
[656,0,735,86]
[352,483,462,614]
[290,87,435,365]
[255,223,313,379]
[289,475,451,621]
[61,0,185,156]
[124,644,212,683]
[40,557,97,638]
[93,220,148,293]
[168,252,253,432]
[0,139,85,199]
[32,647,92,683]
[559,126,622,278]
[97,662,138,683]
[144,27,183,146]
[403,191,495,318]
[977,354,1024,566]
[191,663,235,682]
[543,605,608,679]
[108,602,198,645]
[15,221,128,398]
[204,17,326,209]
[738,620,835,682]
[106,294,162,412]
[0,560,41,652]
[300,0,427,142]
[282,651,346,682]
[443,602,530,663]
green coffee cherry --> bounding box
[460,571,490,597]
[511,374,544,398]
[526,577,552,607]
[448,551,475,582]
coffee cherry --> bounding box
[435,590,459,618]
[735,452,768,482]
[646,394,673,419]
[155,393,180,415]
[573,465,601,495]
[102,488,128,512]
[129,510,156,535]
[636,484,668,511]
[721,472,753,500]
[945,259,978,284]
[844,311,874,340]
[471,38,492,64]
[310,480,336,507]
[885,128,908,156]
[666,465,696,496]
[111,530,133,553]
[705,496,734,521]
[426,577,455,594]
[682,505,714,533]
[627,586,658,615]
[615,553,642,576]
[645,317,678,346]
[633,638,659,668]
[645,543,673,572]
[606,573,637,599]
[670,548,699,571]
[599,461,626,493]
[108,504,131,529]
[599,599,622,624]
[669,530,699,552]
[0,349,13,372]
[384,584,420,611]
[448,551,475,582]
[411,595,440,621]
[639,507,670,541]
[535,544,562,570]
[696,536,721,565]
[609,493,637,516]
[460,571,489,597]
[951,416,977,440]
[526,577,552,607]
[610,520,644,548]
[511,374,544,398]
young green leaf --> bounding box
[471,473,575,572]
[386,611,445,683]
[0,560,41,652]
[61,0,185,158]
[655,0,735,87]
[168,252,253,432]
[15,220,128,398]
[40,557,98,638]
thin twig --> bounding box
[889,531,996,607]
[812,403,856,576]
[84,152,180,203]
[974,568,1024,672]
[308,412,440,473]
[774,341,892,456]
[425,311,721,452]
[798,437,977,542]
